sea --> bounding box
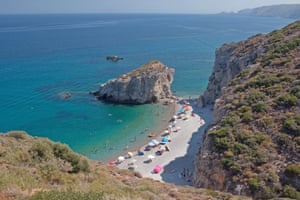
[0,13,293,162]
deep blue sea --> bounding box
[0,13,293,161]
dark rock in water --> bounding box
[58,92,72,100]
[93,60,175,104]
[106,55,124,62]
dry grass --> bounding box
[0,131,242,200]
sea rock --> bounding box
[58,91,72,100]
[106,55,124,62]
[93,60,175,104]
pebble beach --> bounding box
[113,99,213,185]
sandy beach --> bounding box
[113,99,213,185]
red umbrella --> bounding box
[153,164,162,173]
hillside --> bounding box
[194,20,300,199]
[238,4,300,19]
[0,131,245,200]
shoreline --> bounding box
[111,98,213,185]
[105,100,177,164]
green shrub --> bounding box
[234,85,245,92]
[6,131,28,140]
[282,185,300,200]
[246,90,266,105]
[260,186,276,199]
[285,164,300,177]
[265,84,283,97]
[222,157,234,170]
[274,93,298,108]
[73,159,90,173]
[252,151,268,165]
[249,176,261,193]
[53,143,70,159]
[246,74,280,89]
[52,143,90,173]
[221,113,240,126]
[215,137,231,151]
[250,66,263,77]
[29,141,51,161]
[233,142,251,155]
[30,190,105,200]
[252,102,266,113]
[209,127,230,138]
[241,111,252,123]
[235,130,251,143]
[277,133,293,147]
[239,69,250,78]
[283,114,300,136]
[273,38,300,54]
[291,85,300,98]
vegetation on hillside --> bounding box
[206,20,300,199]
[0,131,245,200]
[119,60,166,79]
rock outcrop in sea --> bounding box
[194,20,300,199]
[93,60,175,104]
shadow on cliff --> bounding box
[160,99,213,186]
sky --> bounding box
[0,0,300,14]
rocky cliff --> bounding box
[194,20,300,199]
[93,60,175,104]
[198,35,266,107]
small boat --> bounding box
[106,55,124,62]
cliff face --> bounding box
[94,61,174,104]
[198,35,266,107]
[194,20,300,199]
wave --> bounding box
[0,20,118,33]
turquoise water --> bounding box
[0,14,293,161]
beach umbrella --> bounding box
[148,155,155,159]
[184,106,190,111]
[151,139,159,145]
[153,164,162,173]
[148,141,156,147]
[179,108,185,113]
[127,152,133,157]
[161,137,169,143]
[108,161,115,166]
[128,165,137,171]
[118,156,125,161]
